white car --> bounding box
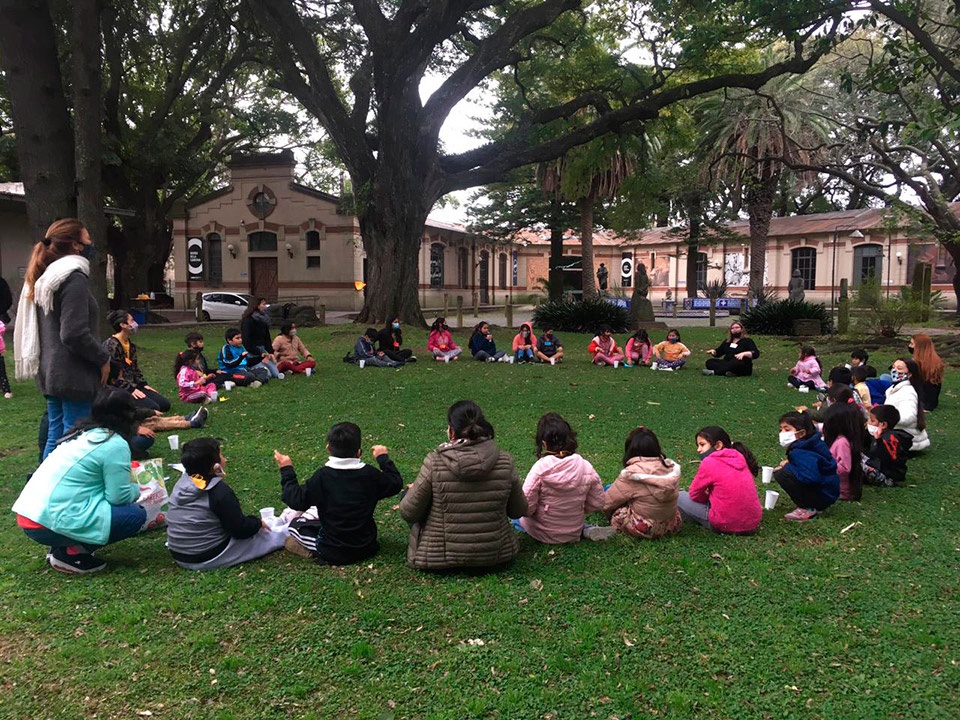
[201,292,254,321]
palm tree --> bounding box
[697,54,829,297]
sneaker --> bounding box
[284,536,314,559]
[784,508,818,522]
[249,380,262,389]
[3,392,11,399]
[724,372,737,378]
[661,367,674,372]
[702,369,715,376]
[623,363,633,368]
[187,406,209,428]
[583,525,618,541]
[407,356,417,363]
[277,372,285,380]
[48,546,107,574]
[486,357,495,363]
[650,362,658,370]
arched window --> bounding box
[458,247,469,288]
[248,231,277,252]
[305,229,321,251]
[853,244,883,288]
[791,247,817,290]
[498,253,507,289]
[430,243,444,288]
[206,233,223,288]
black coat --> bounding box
[241,313,271,362]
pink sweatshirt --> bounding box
[519,453,604,543]
[427,330,458,352]
[791,356,823,384]
[0,319,5,354]
[688,448,762,534]
[511,331,538,352]
[830,436,854,500]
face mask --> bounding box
[79,243,96,261]
[699,449,715,459]
[778,430,797,448]
[730,332,741,339]
[442,324,449,331]
[908,345,915,354]
[522,331,529,337]
[866,424,880,436]
[127,321,139,334]
[290,329,297,336]
[890,369,907,383]
[668,338,678,344]
[392,323,400,330]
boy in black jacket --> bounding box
[274,422,403,564]
[175,332,229,388]
[863,405,912,486]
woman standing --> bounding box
[399,400,527,570]
[14,219,110,459]
[241,298,281,378]
[909,333,944,411]
[702,321,761,377]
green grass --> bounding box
[1,325,958,719]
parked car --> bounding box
[201,292,255,321]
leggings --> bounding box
[787,376,821,390]
[132,386,172,413]
[277,359,316,374]
[0,353,10,394]
[704,358,753,376]
[593,352,624,366]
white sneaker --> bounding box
[277,372,285,380]
[650,362,658,370]
[662,367,674,372]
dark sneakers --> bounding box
[48,546,107,574]
[187,406,209,428]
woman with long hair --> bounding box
[12,388,149,573]
[703,320,761,377]
[883,358,930,451]
[241,297,281,378]
[909,333,945,411]
[14,219,111,459]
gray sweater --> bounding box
[36,271,109,401]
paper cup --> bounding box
[444,355,450,363]
[508,356,515,364]
[798,385,810,393]
[764,490,780,510]
[761,466,774,484]
[223,381,235,391]
[359,359,366,369]
[550,357,556,366]
[305,367,312,377]
[613,360,619,369]
[167,434,179,451]
[260,507,276,521]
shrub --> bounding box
[532,297,630,333]
[741,299,833,336]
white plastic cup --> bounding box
[550,357,556,366]
[650,361,658,370]
[799,385,810,393]
[167,434,179,451]
[260,507,275,522]
[764,490,780,510]
[223,381,235,391]
[761,466,774,484]
[305,367,313,377]
[613,360,619,369]
[508,356,515,364]
[444,355,450,364]
[359,359,366,369]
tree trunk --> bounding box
[0,0,76,241]
[548,225,565,302]
[71,0,109,334]
[579,195,597,298]
[746,175,777,297]
[685,202,703,299]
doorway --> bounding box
[249,257,278,300]
[853,244,883,288]
[479,251,490,304]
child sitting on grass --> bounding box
[787,345,825,391]
[274,422,403,564]
[218,328,265,387]
[166,437,287,571]
[863,405,911,487]
[851,365,872,408]
[518,413,606,543]
[602,426,682,539]
[512,323,537,364]
[536,327,564,364]
[677,426,762,535]
[355,327,402,367]
[773,411,839,522]
[625,328,653,367]
[175,331,229,388]
[176,349,218,404]
[428,317,462,361]
[822,399,865,501]
[588,325,624,367]
[652,329,690,371]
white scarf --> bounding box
[14,255,90,381]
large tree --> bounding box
[244,0,846,325]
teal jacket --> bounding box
[12,429,138,545]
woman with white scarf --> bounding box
[14,219,110,459]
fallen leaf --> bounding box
[622,634,635,647]
[646,401,661,405]
[588,414,596,420]
[530,579,544,591]
[840,521,862,534]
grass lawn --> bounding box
[0,324,957,720]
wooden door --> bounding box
[249,257,278,300]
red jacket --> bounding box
[688,448,761,534]
[588,335,619,356]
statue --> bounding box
[635,262,650,299]
[596,263,609,291]
[630,261,658,326]
[788,269,805,302]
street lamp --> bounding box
[831,227,864,316]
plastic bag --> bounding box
[132,458,169,533]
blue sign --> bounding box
[604,297,631,309]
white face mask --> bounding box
[290,329,297,336]
[866,424,880,437]
[778,430,797,448]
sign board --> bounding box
[620,258,633,278]
[604,297,631,309]
[682,297,757,310]
[187,237,204,281]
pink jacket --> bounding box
[830,436,854,500]
[512,330,538,353]
[520,453,604,544]
[427,330,458,352]
[625,337,651,363]
[176,365,210,400]
[791,356,822,384]
[0,319,5,354]
[688,448,762,534]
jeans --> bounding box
[22,503,147,552]
[251,359,280,378]
[43,396,92,459]
[677,491,712,529]
[474,350,506,361]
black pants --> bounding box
[787,376,820,390]
[774,467,835,511]
[383,348,413,363]
[0,354,9,394]
[705,358,753,376]
[133,385,172,413]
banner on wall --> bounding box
[187,237,204,281]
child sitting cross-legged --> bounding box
[166,437,287,571]
[652,329,690,371]
[355,327,402,367]
[175,349,218,404]
[275,422,403,564]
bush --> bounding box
[532,297,630,333]
[741,299,833,336]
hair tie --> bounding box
[42,237,52,247]
[847,398,854,404]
